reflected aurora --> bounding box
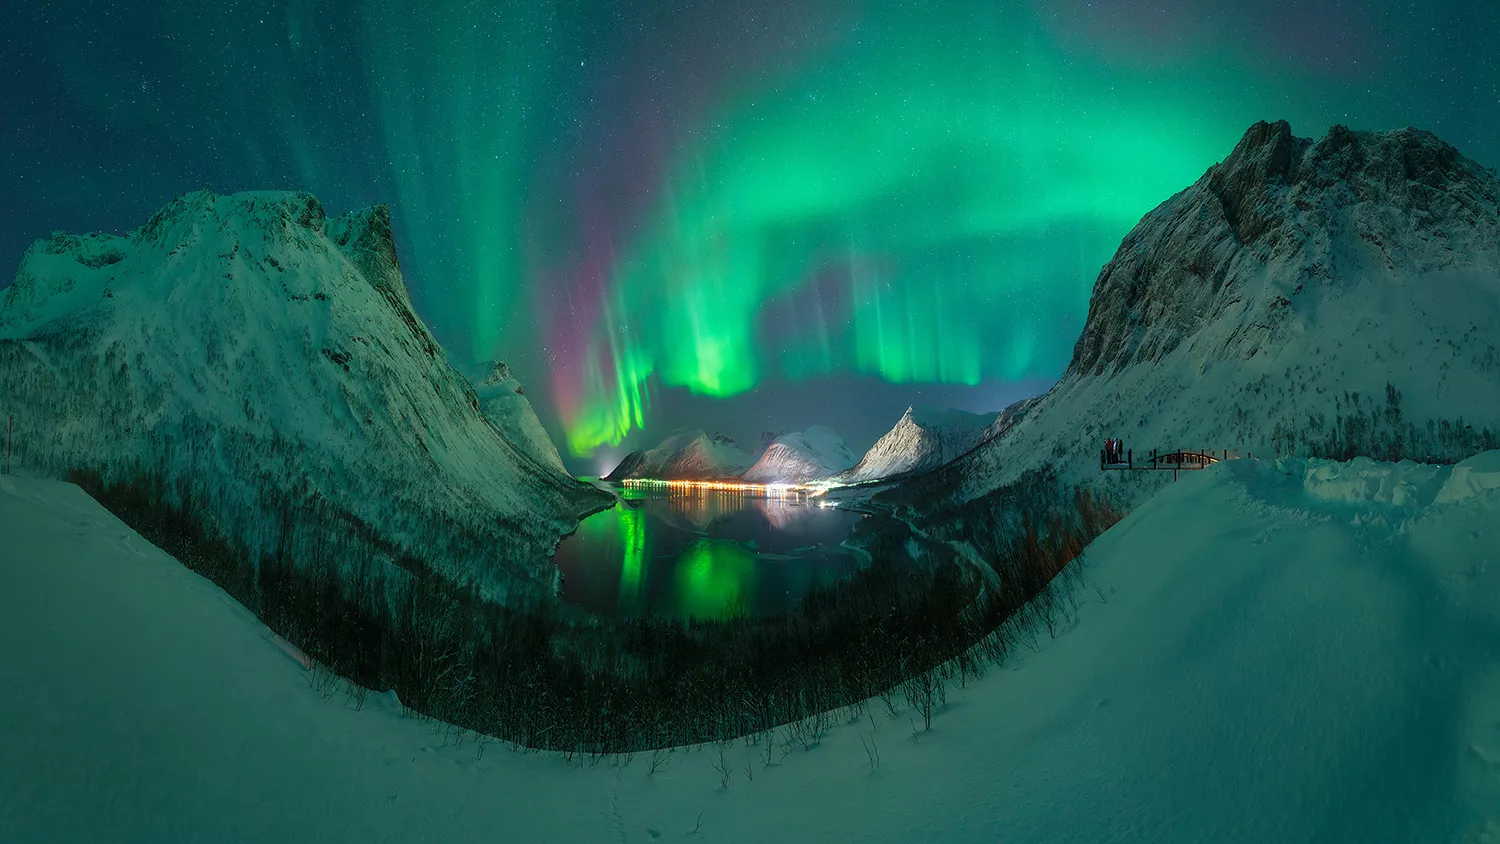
[554,487,862,620]
[616,504,646,611]
[674,539,758,620]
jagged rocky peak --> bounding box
[835,406,998,484]
[1206,120,1308,245]
[748,430,778,463]
[470,360,564,472]
[1207,120,1492,247]
[1067,120,1500,379]
[134,190,328,251]
[4,190,419,331]
[327,203,407,302]
[1214,120,1304,187]
[480,361,517,390]
[889,121,1500,517]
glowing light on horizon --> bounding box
[620,478,828,497]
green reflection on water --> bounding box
[674,538,758,620]
[557,489,859,620]
[617,504,646,611]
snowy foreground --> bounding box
[4,454,1500,843]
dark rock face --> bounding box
[329,203,403,298]
[1206,120,1308,246]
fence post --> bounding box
[1127,448,1132,470]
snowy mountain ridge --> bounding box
[471,360,567,474]
[740,425,856,484]
[891,121,1500,514]
[604,429,753,480]
[0,189,608,601]
[833,406,999,484]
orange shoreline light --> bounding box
[620,478,828,497]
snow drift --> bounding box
[4,451,1498,842]
[0,190,607,600]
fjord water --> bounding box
[555,484,865,620]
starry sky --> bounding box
[3,0,1497,473]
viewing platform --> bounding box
[1100,443,1251,480]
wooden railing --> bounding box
[1100,447,1251,479]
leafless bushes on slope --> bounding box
[69,466,1121,754]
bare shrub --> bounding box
[69,465,1124,755]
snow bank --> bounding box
[3,453,1498,842]
[1436,449,1500,504]
[1298,455,1449,509]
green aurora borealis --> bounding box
[542,4,1241,454]
[4,0,1497,459]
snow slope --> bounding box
[471,361,567,474]
[833,406,999,484]
[604,430,752,480]
[740,425,855,483]
[896,122,1500,513]
[9,451,1496,842]
[0,190,607,601]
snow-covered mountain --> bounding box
[833,407,999,484]
[471,361,566,474]
[976,396,1041,447]
[740,425,856,484]
[0,190,608,601]
[605,429,753,480]
[893,121,1500,514]
[748,430,778,464]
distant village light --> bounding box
[620,477,824,497]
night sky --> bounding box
[3,1,1497,473]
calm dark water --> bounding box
[555,483,865,620]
